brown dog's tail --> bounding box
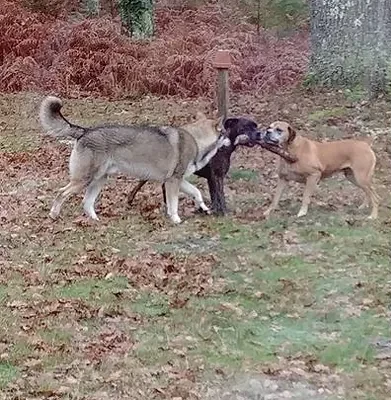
[39,96,86,140]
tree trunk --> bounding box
[118,0,154,40]
[309,0,391,96]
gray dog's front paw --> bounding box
[196,207,211,215]
[169,214,182,224]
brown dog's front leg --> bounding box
[297,173,321,217]
[264,178,288,218]
[127,180,148,206]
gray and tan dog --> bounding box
[259,121,379,219]
[39,96,232,224]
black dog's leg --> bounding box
[161,183,167,205]
[161,183,168,214]
[207,174,227,215]
[127,180,148,206]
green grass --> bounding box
[229,168,259,182]
[343,86,367,102]
[1,91,391,399]
[0,363,19,388]
[0,131,42,152]
[51,276,130,304]
[308,107,349,122]
[131,292,170,318]
[39,327,74,347]
[127,214,390,378]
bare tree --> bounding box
[118,0,154,39]
[309,0,391,96]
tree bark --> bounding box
[118,0,154,40]
[309,0,391,95]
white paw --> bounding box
[263,209,272,219]
[170,214,182,224]
[297,209,307,218]
[85,209,100,221]
[49,212,59,220]
[49,209,59,220]
[199,203,210,214]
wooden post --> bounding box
[213,50,232,120]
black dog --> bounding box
[127,117,296,215]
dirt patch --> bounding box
[203,374,335,399]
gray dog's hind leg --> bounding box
[50,181,86,219]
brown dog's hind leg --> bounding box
[297,173,321,218]
[352,176,378,219]
[345,165,379,219]
[356,183,379,219]
[127,180,148,206]
[343,169,368,209]
[264,178,288,218]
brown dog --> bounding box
[260,121,379,219]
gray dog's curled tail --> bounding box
[39,96,85,140]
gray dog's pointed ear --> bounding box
[287,126,296,144]
[214,115,225,132]
[196,111,207,120]
[223,118,239,130]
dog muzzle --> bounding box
[261,128,281,146]
[249,130,265,144]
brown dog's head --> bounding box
[263,121,296,148]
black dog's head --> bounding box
[223,117,262,149]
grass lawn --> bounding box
[0,90,390,399]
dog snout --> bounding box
[265,128,273,138]
[249,130,263,142]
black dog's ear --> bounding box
[287,126,296,144]
[223,118,239,130]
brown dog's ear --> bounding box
[287,126,296,144]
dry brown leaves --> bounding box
[7,298,99,326]
[0,1,308,99]
[54,250,219,299]
[82,328,134,364]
